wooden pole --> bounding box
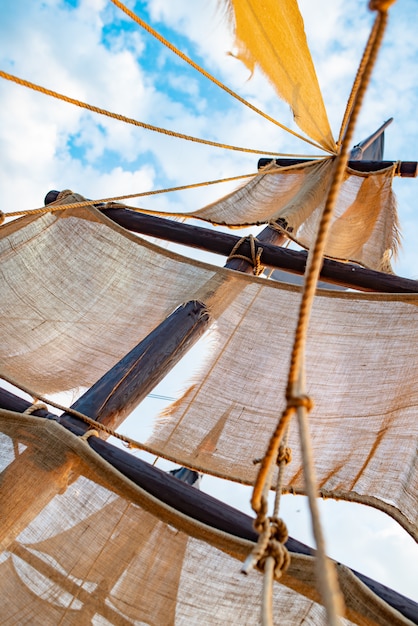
[71,300,209,430]
[102,208,418,293]
[257,158,417,177]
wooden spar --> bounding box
[257,158,418,177]
[0,387,417,625]
[102,208,418,293]
[0,387,257,542]
[71,300,209,430]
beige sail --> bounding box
[149,279,418,540]
[0,411,411,625]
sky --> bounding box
[0,0,417,606]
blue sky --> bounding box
[1,0,417,604]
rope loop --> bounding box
[56,189,74,201]
[268,516,289,544]
[79,429,100,442]
[226,234,265,275]
[286,393,314,412]
[253,495,269,534]
[268,217,293,234]
[23,402,48,415]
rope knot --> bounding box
[257,539,291,579]
[277,445,292,465]
[286,393,314,412]
[243,513,290,579]
[227,234,265,275]
[0,210,5,226]
[368,0,396,11]
[268,516,288,544]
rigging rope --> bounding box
[337,12,380,147]
[2,160,328,226]
[0,70,287,158]
[110,0,330,154]
[1,172,261,219]
[249,3,394,625]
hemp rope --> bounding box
[0,70,301,160]
[226,234,265,275]
[337,16,380,148]
[110,0,332,155]
[249,4,394,625]
[1,161,326,221]
[23,402,49,415]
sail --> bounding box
[0,205,222,393]
[0,410,411,625]
[1,1,417,623]
[149,160,400,272]
[1,204,416,538]
[149,277,418,539]
[224,0,336,152]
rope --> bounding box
[249,4,393,624]
[23,402,49,415]
[273,436,292,520]
[79,429,100,442]
[226,234,265,275]
[0,70,301,159]
[2,161,326,221]
[337,20,380,147]
[110,0,331,154]
[1,373,256,484]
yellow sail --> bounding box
[226,0,336,152]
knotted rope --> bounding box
[227,234,265,275]
[247,3,395,624]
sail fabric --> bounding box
[223,0,336,152]
[0,205,224,394]
[193,160,400,272]
[0,204,416,536]
[350,132,385,161]
[149,279,418,540]
[0,410,411,626]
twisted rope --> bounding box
[249,4,394,624]
[0,70,303,159]
[110,0,330,154]
[226,234,265,275]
